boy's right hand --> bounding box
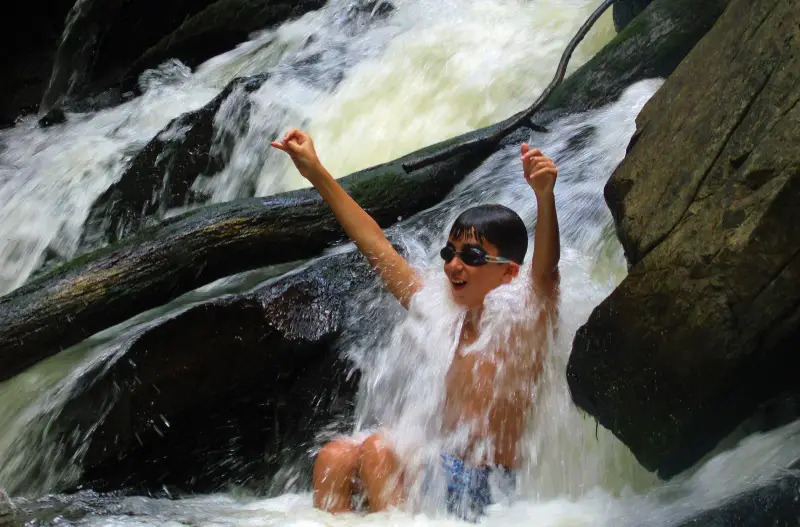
[270,129,322,175]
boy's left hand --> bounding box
[521,143,558,196]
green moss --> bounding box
[544,0,730,113]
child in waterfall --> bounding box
[271,129,560,520]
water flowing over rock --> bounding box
[677,463,800,527]
[79,74,270,248]
[544,0,731,114]
[568,0,800,478]
[23,0,327,120]
[123,0,331,92]
[80,0,731,255]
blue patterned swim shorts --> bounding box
[439,453,516,522]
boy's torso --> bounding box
[441,319,533,470]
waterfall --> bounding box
[1,0,799,525]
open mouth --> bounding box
[450,279,467,291]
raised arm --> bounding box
[521,143,560,306]
[271,129,420,308]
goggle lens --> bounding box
[439,246,489,266]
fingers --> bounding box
[521,148,544,162]
[522,147,554,174]
[525,159,557,182]
[284,128,308,145]
[273,128,313,155]
[530,166,557,179]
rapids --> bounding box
[1,0,798,525]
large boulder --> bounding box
[568,0,800,478]
[5,253,372,495]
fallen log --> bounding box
[0,135,493,383]
[0,0,724,381]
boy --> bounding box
[271,129,559,519]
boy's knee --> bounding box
[316,439,359,472]
[360,433,392,464]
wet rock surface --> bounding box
[613,0,654,31]
[568,0,800,478]
[123,0,327,94]
[677,464,800,527]
[58,251,373,494]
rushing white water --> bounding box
[0,0,614,294]
[1,0,799,525]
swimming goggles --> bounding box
[439,245,514,266]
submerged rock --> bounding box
[677,468,800,527]
[37,107,67,128]
[568,0,800,478]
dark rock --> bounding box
[38,0,327,115]
[0,0,76,127]
[80,74,269,249]
[568,0,800,478]
[37,107,67,128]
[613,0,654,31]
[39,0,221,114]
[46,252,371,494]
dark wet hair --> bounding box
[448,204,528,264]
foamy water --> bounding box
[1,0,798,525]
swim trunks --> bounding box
[439,453,515,522]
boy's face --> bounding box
[443,234,520,309]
